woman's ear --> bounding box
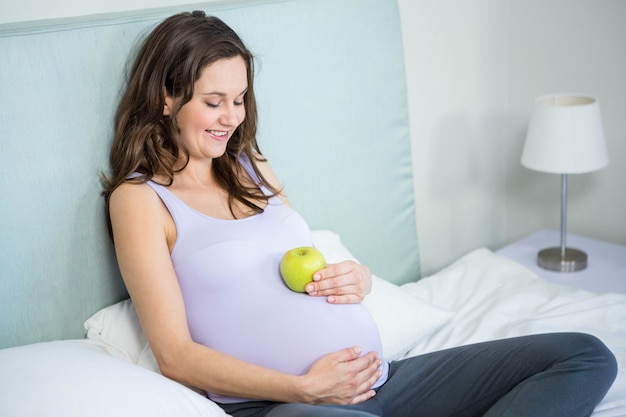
[163,90,173,116]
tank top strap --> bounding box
[144,180,188,228]
[237,152,261,184]
[237,153,279,201]
[125,173,187,226]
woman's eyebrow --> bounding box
[200,87,248,97]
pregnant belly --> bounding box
[176,240,389,403]
[198,293,384,373]
[185,291,389,403]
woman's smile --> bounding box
[207,129,230,141]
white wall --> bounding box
[400,0,626,275]
[398,0,510,274]
[0,0,216,23]
[2,0,624,276]
[505,0,626,257]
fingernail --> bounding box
[313,273,321,281]
[327,296,335,303]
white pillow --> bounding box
[84,230,452,366]
[84,298,161,373]
[0,340,229,417]
[84,297,147,364]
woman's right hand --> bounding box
[297,346,382,405]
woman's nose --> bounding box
[220,104,243,127]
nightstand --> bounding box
[496,230,626,294]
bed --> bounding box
[0,0,624,415]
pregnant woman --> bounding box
[102,11,616,417]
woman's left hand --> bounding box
[305,261,372,304]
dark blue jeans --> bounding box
[219,333,616,417]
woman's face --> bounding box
[165,56,248,162]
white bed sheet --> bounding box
[400,248,626,416]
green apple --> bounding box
[279,246,327,293]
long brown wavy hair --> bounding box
[102,11,279,226]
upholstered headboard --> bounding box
[0,0,419,349]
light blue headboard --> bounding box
[0,0,419,349]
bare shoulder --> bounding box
[110,180,158,207]
[253,153,290,206]
[109,181,164,221]
[109,180,176,247]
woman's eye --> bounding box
[206,100,242,108]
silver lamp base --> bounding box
[537,247,588,272]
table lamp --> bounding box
[521,93,609,272]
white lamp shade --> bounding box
[521,93,609,174]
